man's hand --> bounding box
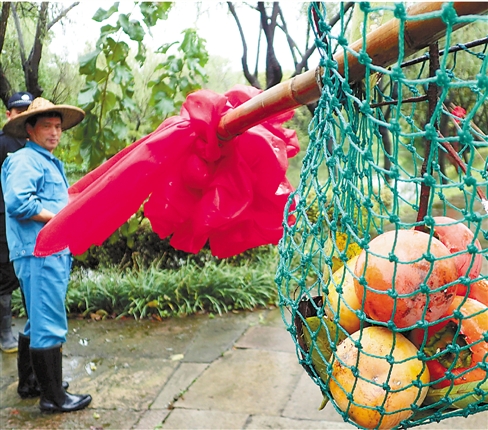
[31,209,55,223]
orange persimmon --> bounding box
[457,278,488,307]
[330,326,429,429]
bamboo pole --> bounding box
[217,2,488,141]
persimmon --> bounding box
[431,216,482,280]
[410,296,488,388]
[330,326,430,429]
[324,255,362,334]
[457,277,488,306]
[354,229,458,328]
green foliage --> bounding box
[73,217,212,271]
[12,247,279,320]
[147,27,209,131]
[0,30,24,98]
[202,56,247,94]
[285,105,313,188]
[73,2,208,169]
[302,315,347,387]
[349,2,394,42]
[424,380,488,410]
[72,207,276,272]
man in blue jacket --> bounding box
[1,97,91,413]
[0,92,33,354]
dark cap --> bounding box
[7,92,34,110]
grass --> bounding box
[11,250,280,320]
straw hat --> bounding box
[4,97,85,138]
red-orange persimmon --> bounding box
[354,230,458,328]
[431,216,482,280]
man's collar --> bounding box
[25,140,55,158]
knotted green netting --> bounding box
[276,2,488,429]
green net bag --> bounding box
[276,2,488,429]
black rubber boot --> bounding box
[30,345,91,413]
[17,333,40,398]
[0,294,18,353]
[17,334,69,398]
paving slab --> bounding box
[1,381,38,409]
[160,409,249,429]
[175,348,302,416]
[0,352,17,395]
[234,324,296,353]
[65,315,202,360]
[256,305,288,328]
[282,371,332,421]
[183,311,261,363]
[244,414,354,429]
[1,406,142,429]
[134,408,172,429]
[77,356,177,410]
[152,362,209,409]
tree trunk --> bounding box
[0,3,13,105]
[24,2,49,97]
[227,2,261,89]
[257,2,282,89]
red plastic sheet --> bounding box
[34,85,299,259]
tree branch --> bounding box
[227,2,261,89]
[416,43,440,228]
[277,9,300,66]
[293,45,315,76]
[11,3,27,68]
[330,2,354,28]
[254,20,261,78]
[47,2,79,31]
[293,2,354,77]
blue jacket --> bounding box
[1,141,69,260]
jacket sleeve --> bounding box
[2,153,44,221]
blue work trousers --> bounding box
[13,255,72,349]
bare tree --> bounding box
[0,2,79,107]
[227,2,299,90]
[227,2,354,112]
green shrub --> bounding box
[12,249,279,320]
[73,213,274,271]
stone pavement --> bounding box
[1,307,487,429]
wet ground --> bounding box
[1,307,487,429]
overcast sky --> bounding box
[51,1,316,72]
